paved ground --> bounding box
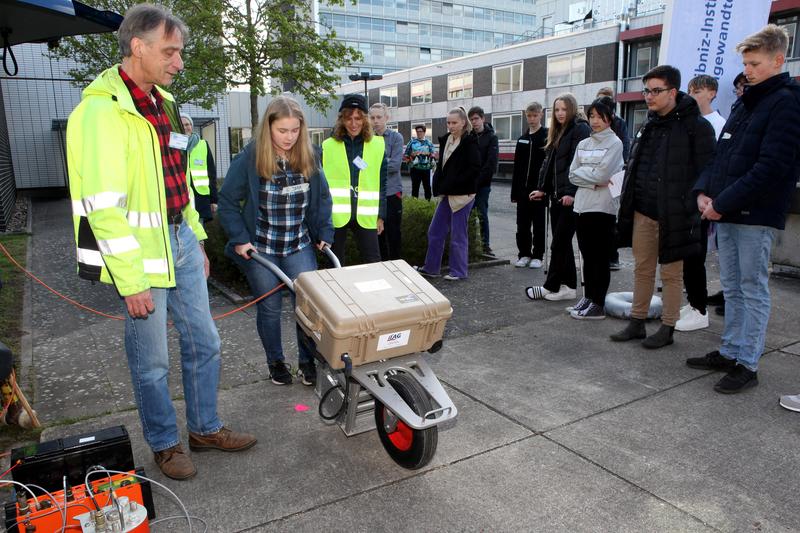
[5,180,800,532]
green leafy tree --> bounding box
[221,0,362,128]
[49,0,227,109]
[52,0,361,121]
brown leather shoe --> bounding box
[154,444,196,480]
[188,427,257,452]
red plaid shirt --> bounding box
[119,67,189,218]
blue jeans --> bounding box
[473,186,491,248]
[227,244,317,365]
[123,221,222,452]
[716,223,776,371]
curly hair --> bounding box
[332,108,373,141]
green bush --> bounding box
[204,195,485,295]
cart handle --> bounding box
[322,244,342,269]
[248,251,295,292]
[247,245,341,294]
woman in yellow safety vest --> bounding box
[321,93,387,265]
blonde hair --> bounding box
[546,93,579,150]
[737,24,789,55]
[369,102,389,116]
[255,95,315,181]
[333,108,373,141]
[447,107,471,137]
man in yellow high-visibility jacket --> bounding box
[321,93,386,265]
[66,4,255,481]
[180,114,218,223]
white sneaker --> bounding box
[544,285,577,301]
[529,259,543,269]
[679,304,692,319]
[442,274,463,281]
[675,307,709,331]
[514,257,531,268]
[779,394,800,412]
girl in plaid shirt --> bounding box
[219,96,334,387]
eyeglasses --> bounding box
[642,87,672,97]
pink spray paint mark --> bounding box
[294,404,310,412]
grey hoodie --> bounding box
[569,127,623,215]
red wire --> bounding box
[0,241,284,322]
[0,459,21,479]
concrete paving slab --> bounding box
[260,437,714,533]
[429,315,721,432]
[547,350,800,532]
[40,379,532,531]
[782,342,800,356]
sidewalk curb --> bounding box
[19,232,34,401]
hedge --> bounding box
[205,195,484,295]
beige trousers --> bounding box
[631,212,683,326]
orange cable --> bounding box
[0,241,284,322]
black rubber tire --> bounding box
[374,372,438,470]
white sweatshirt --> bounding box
[569,127,624,215]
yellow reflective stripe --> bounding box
[82,191,126,213]
[358,191,380,201]
[143,258,169,274]
[358,206,380,216]
[71,200,87,217]
[97,235,140,255]
[331,204,351,213]
[329,188,351,198]
[127,211,162,228]
[76,248,103,266]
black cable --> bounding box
[1,29,18,77]
[318,354,352,421]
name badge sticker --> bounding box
[353,156,368,170]
[721,132,732,140]
[169,132,189,150]
[518,139,530,144]
[282,183,310,195]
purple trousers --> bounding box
[423,196,475,279]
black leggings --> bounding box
[410,167,432,200]
[575,212,615,305]
[332,219,381,266]
[543,201,577,292]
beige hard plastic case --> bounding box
[294,260,453,369]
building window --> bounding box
[493,62,523,93]
[229,127,252,157]
[411,79,433,104]
[411,121,433,141]
[448,71,473,99]
[309,129,328,147]
[380,85,398,108]
[628,40,659,78]
[387,122,399,132]
[547,49,585,88]
[777,17,799,58]
[492,113,523,142]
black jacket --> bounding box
[537,117,591,200]
[511,127,548,202]
[432,133,481,196]
[694,72,800,230]
[618,92,716,263]
[611,115,631,162]
[472,123,499,188]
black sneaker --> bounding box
[706,291,725,306]
[566,297,591,314]
[714,365,758,394]
[571,303,605,320]
[483,246,496,258]
[715,305,725,316]
[268,361,292,385]
[686,350,736,371]
[298,362,317,386]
